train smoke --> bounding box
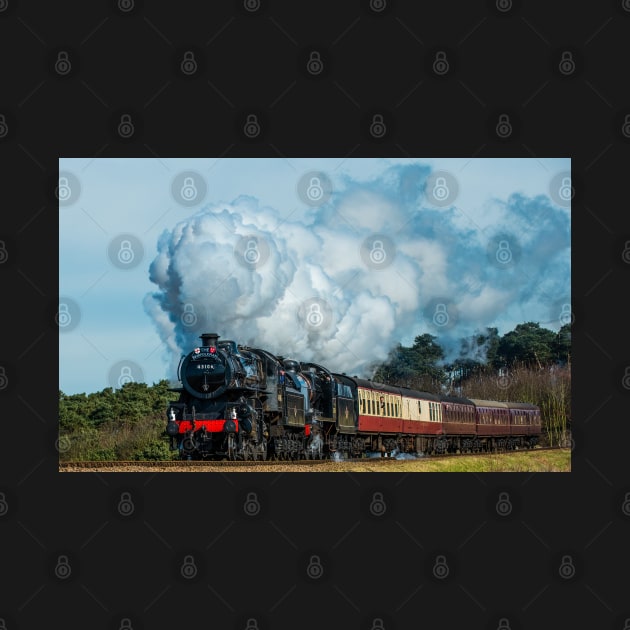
[144,163,570,381]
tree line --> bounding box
[372,321,571,391]
[59,380,176,461]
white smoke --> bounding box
[144,164,570,380]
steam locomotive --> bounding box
[165,333,542,460]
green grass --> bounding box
[336,448,571,473]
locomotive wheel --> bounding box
[227,434,237,461]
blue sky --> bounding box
[59,156,571,395]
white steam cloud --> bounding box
[144,164,570,381]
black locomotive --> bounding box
[165,333,542,460]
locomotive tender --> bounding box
[165,333,542,460]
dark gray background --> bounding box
[1,0,628,628]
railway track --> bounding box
[59,446,567,470]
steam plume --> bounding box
[144,164,570,380]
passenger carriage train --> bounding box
[165,333,542,460]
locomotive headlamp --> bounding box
[209,347,216,354]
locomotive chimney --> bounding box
[200,333,219,348]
